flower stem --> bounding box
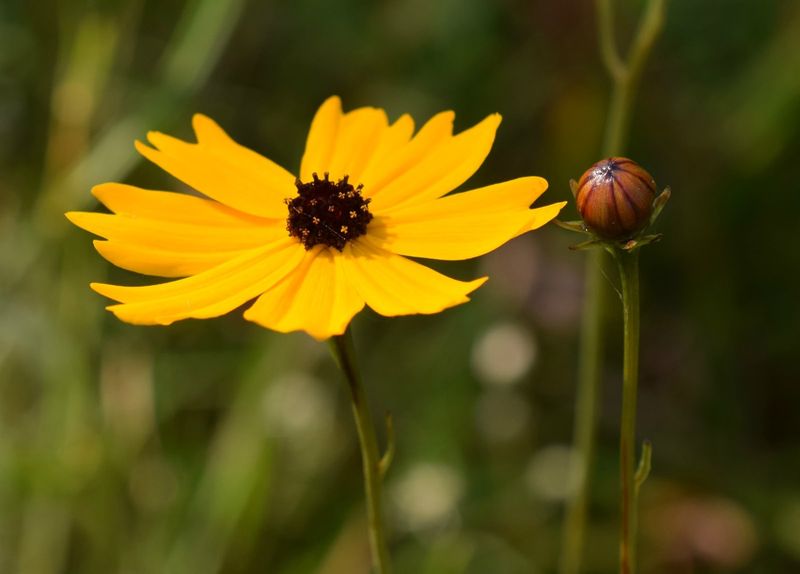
[559,2,665,573]
[614,249,640,574]
[329,329,392,574]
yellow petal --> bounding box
[388,176,549,214]
[367,113,501,213]
[244,247,365,341]
[300,96,342,181]
[66,211,284,253]
[135,116,295,218]
[94,240,233,278]
[326,107,389,183]
[341,237,487,316]
[357,114,415,185]
[191,114,295,191]
[92,183,272,227]
[93,240,305,325]
[360,110,453,198]
[370,177,566,260]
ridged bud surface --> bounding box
[575,157,657,240]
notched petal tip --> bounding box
[91,241,130,271]
[90,282,119,300]
[321,95,343,113]
[241,306,347,342]
[134,139,154,155]
[529,176,549,193]
[428,110,455,133]
[191,112,212,126]
[64,211,96,231]
[393,113,415,132]
[421,274,488,312]
[547,200,569,216]
[146,130,178,150]
[466,275,489,295]
[311,323,349,342]
[191,113,213,133]
[90,182,116,202]
[192,113,230,144]
[460,112,501,138]
[106,303,174,326]
[525,201,569,231]
[145,131,161,144]
[512,176,549,205]
[481,113,501,134]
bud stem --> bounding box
[614,249,641,574]
[559,3,666,573]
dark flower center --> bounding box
[285,173,373,251]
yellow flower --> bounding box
[67,97,565,340]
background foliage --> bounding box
[2,0,800,572]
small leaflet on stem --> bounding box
[569,238,604,251]
[649,186,672,226]
[569,178,580,198]
[634,439,652,494]
[555,219,590,234]
[378,412,395,478]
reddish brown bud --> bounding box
[575,157,657,240]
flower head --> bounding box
[575,157,657,240]
[67,97,565,340]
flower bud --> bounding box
[575,157,657,240]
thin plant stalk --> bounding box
[329,329,392,574]
[615,250,640,574]
[559,1,665,573]
[559,249,603,574]
[601,0,667,155]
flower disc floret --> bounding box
[286,173,373,251]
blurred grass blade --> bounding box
[35,0,249,223]
[160,0,247,91]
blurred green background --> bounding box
[2,0,800,572]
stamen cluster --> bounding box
[286,173,373,251]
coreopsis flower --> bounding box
[67,97,565,340]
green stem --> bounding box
[603,0,667,156]
[559,248,603,574]
[604,80,631,157]
[329,329,392,574]
[595,0,626,82]
[559,2,665,573]
[615,250,640,574]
